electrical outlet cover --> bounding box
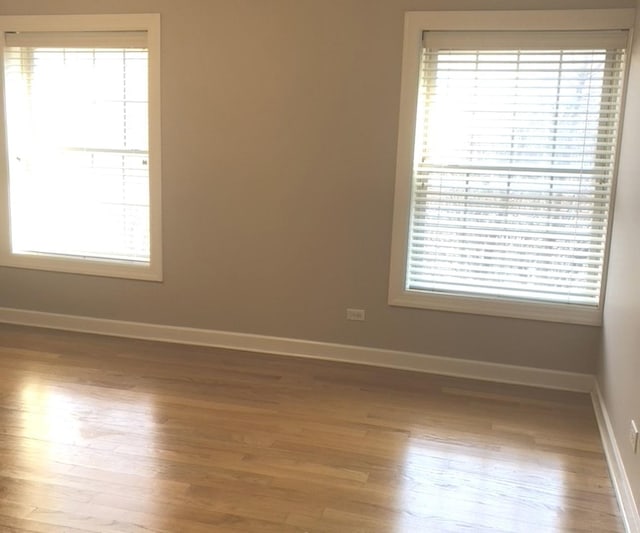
[346,308,365,321]
[630,420,638,453]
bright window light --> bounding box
[5,43,150,263]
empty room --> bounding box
[0,0,639,532]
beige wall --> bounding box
[599,0,640,514]
[0,0,633,373]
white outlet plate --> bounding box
[630,420,638,454]
[346,308,365,321]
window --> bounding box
[389,10,634,325]
[0,14,161,280]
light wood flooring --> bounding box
[0,323,624,532]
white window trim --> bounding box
[389,9,635,326]
[0,14,162,281]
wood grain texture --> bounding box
[0,323,623,532]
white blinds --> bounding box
[408,30,627,306]
[4,31,150,263]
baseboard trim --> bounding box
[592,382,640,533]
[0,306,594,392]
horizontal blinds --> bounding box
[408,31,627,306]
[4,33,150,263]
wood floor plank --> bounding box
[0,323,624,532]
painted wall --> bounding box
[0,0,632,373]
[598,0,640,516]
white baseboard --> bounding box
[0,306,594,392]
[592,382,640,533]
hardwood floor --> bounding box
[0,323,623,532]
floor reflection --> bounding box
[397,440,565,531]
[16,379,159,524]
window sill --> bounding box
[388,288,602,326]
[0,252,162,281]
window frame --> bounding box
[0,14,162,281]
[389,9,635,325]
